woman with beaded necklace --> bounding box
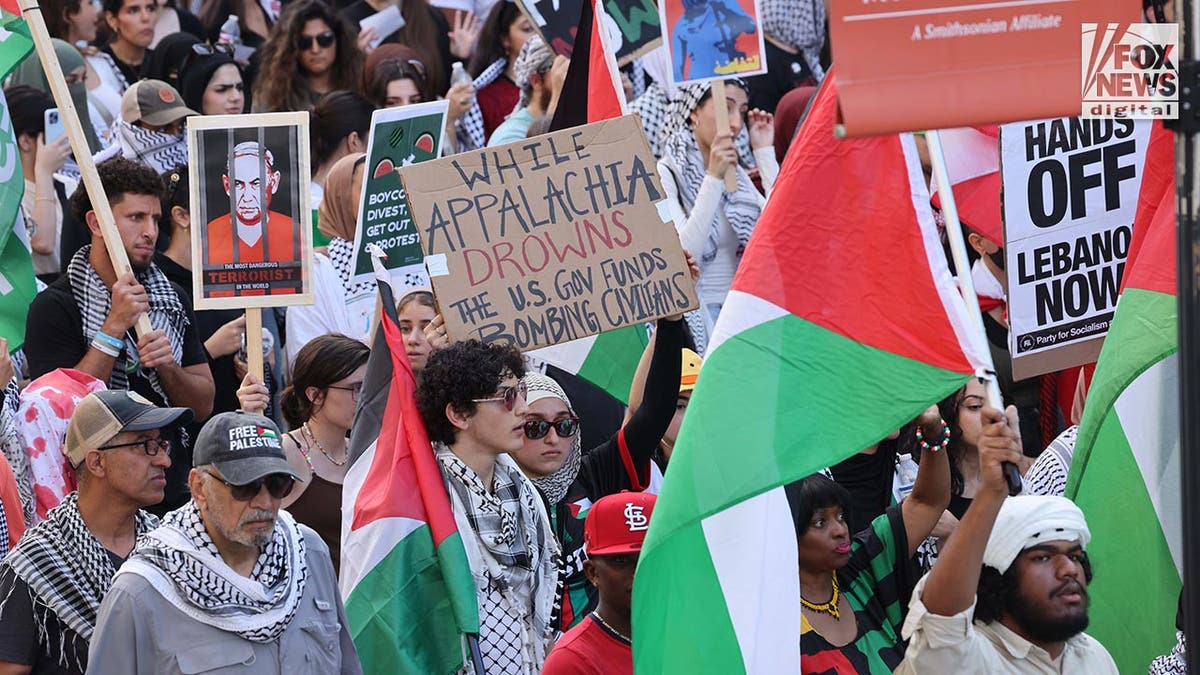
[236,333,368,573]
[789,405,952,674]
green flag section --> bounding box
[632,71,989,674]
[528,326,649,404]
[1066,177,1179,673]
[0,90,34,351]
[0,0,32,78]
[340,273,479,674]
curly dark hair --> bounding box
[252,0,363,113]
[280,334,370,428]
[975,557,1094,624]
[71,158,164,224]
[416,340,526,445]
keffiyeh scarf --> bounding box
[327,236,377,298]
[761,0,826,80]
[457,58,508,152]
[66,246,189,404]
[438,449,561,670]
[521,373,582,505]
[0,376,33,527]
[104,119,189,175]
[0,493,158,667]
[116,502,308,643]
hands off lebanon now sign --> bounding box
[1001,117,1151,379]
[399,115,698,350]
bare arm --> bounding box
[154,361,215,421]
[0,663,33,675]
[900,407,952,557]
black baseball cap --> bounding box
[192,411,302,485]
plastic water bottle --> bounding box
[451,61,471,87]
[892,453,920,503]
[218,15,241,46]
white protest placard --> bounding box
[1001,117,1152,379]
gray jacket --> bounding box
[86,525,361,674]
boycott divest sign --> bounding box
[399,115,698,350]
[1002,117,1151,379]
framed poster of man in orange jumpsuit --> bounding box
[187,112,314,310]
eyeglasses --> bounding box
[203,469,295,501]
[297,31,336,50]
[328,382,363,402]
[472,382,528,411]
[98,437,171,456]
[524,417,581,440]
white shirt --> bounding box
[285,253,372,365]
[896,574,1119,675]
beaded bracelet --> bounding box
[914,420,951,453]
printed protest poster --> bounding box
[1001,117,1151,379]
[516,0,582,57]
[399,114,699,350]
[605,0,663,65]
[350,100,449,298]
[187,112,313,310]
[659,0,765,83]
[830,1,1133,137]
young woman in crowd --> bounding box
[364,47,475,145]
[139,32,199,85]
[14,36,109,155]
[96,0,157,88]
[458,0,536,149]
[309,90,372,192]
[7,86,71,283]
[252,0,363,112]
[396,289,437,373]
[41,0,122,143]
[658,80,777,355]
[339,0,453,93]
[238,334,370,573]
[179,50,246,115]
[789,405,949,674]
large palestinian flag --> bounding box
[0,4,34,350]
[1065,130,1179,673]
[631,72,991,672]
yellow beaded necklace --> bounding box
[800,574,841,620]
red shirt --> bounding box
[476,76,519,141]
[542,615,632,675]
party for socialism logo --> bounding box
[1082,22,1178,119]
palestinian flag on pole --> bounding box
[340,259,479,674]
[0,3,34,350]
[632,72,991,673]
[1064,137,1179,673]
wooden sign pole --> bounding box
[244,308,264,383]
[17,0,152,336]
[709,79,739,193]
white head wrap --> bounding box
[982,495,1091,574]
[519,373,583,504]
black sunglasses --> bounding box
[472,381,528,411]
[297,31,336,50]
[524,417,581,440]
[203,469,295,501]
[99,437,171,456]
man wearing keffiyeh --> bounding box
[0,390,191,674]
[23,158,215,512]
[88,411,360,674]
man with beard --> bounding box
[895,407,1117,674]
[24,158,214,511]
[86,411,361,674]
[487,35,568,147]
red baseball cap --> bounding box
[584,492,657,556]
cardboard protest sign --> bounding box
[187,112,313,310]
[659,0,764,83]
[604,0,663,65]
[399,114,698,350]
[516,0,582,57]
[1001,117,1151,379]
[350,100,448,293]
[830,1,1134,137]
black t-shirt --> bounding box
[99,45,147,88]
[829,438,900,535]
[23,271,209,512]
[547,319,684,629]
[0,550,125,674]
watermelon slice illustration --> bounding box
[414,132,435,154]
[374,158,394,179]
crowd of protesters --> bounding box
[0,0,1181,673]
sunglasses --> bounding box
[297,31,336,50]
[203,469,295,501]
[472,381,528,411]
[523,417,581,440]
[99,437,171,456]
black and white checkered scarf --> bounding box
[66,246,188,403]
[0,376,32,529]
[0,493,158,667]
[116,501,308,643]
[761,0,826,80]
[327,236,376,298]
[456,58,508,152]
[100,119,190,176]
